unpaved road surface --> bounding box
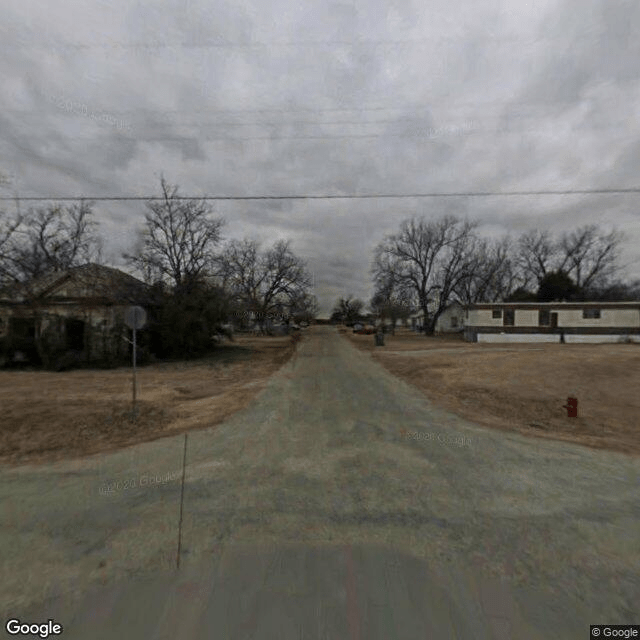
[1,326,639,638]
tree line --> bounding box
[332,215,639,334]
[0,177,317,360]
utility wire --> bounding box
[13,114,626,132]
[1,35,553,51]
[12,102,581,115]
[6,125,628,142]
[2,189,640,202]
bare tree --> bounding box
[331,296,365,325]
[125,177,225,291]
[287,291,319,324]
[216,238,312,332]
[557,225,625,290]
[0,209,23,288]
[456,236,519,303]
[370,254,413,333]
[0,201,102,287]
[375,215,477,334]
[586,277,640,301]
[516,229,558,289]
[370,289,412,333]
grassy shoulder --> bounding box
[0,333,301,466]
[342,327,640,455]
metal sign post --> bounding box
[124,306,147,419]
[133,326,137,407]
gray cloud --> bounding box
[1,0,639,315]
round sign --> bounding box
[124,305,147,330]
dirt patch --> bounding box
[344,328,640,455]
[0,334,300,466]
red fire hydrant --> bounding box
[563,397,578,418]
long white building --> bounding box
[464,301,640,343]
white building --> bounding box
[409,301,465,333]
[464,302,640,343]
[434,301,465,334]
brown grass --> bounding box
[344,328,640,455]
[0,334,300,466]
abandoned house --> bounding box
[464,301,640,343]
[0,263,156,368]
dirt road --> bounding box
[1,326,639,638]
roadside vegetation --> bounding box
[0,176,317,370]
[0,333,301,466]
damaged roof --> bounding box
[0,263,155,305]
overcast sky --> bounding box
[1,0,639,315]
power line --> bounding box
[7,125,629,143]
[10,113,470,127]
[17,101,581,115]
[16,112,629,133]
[2,188,640,202]
[1,35,549,51]
[8,132,476,142]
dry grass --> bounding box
[344,328,640,455]
[0,334,300,466]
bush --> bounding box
[149,283,232,359]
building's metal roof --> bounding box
[467,301,640,309]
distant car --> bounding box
[299,321,309,328]
[352,323,364,333]
[355,325,375,335]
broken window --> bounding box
[492,309,502,319]
[503,309,515,326]
[539,310,550,326]
[583,309,601,319]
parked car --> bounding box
[352,323,364,333]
